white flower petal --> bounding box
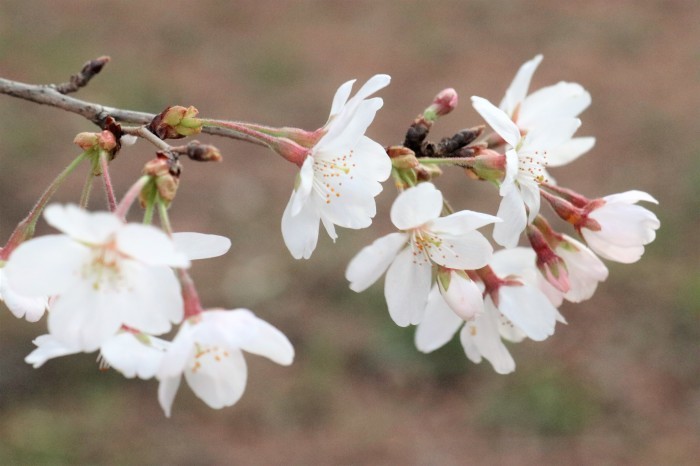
[497,284,558,341]
[346,232,408,292]
[499,54,543,116]
[0,269,48,322]
[519,81,591,126]
[119,263,183,334]
[117,224,190,268]
[158,376,182,418]
[318,98,384,155]
[44,204,123,244]
[493,188,527,248]
[291,156,315,216]
[48,284,124,352]
[471,96,521,148]
[460,303,515,374]
[546,137,596,167]
[429,210,500,235]
[281,192,321,259]
[101,332,168,379]
[384,246,432,326]
[172,232,231,260]
[603,190,658,205]
[329,79,356,118]
[24,334,80,368]
[427,230,494,270]
[390,183,443,230]
[581,230,646,264]
[415,286,464,353]
[215,310,295,365]
[438,272,484,321]
[184,347,248,410]
[558,236,608,302]
[589,203,660,246]
[4,235,89,296]
[522,117,581,152]
[518,179,541,223]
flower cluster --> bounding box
[0,57,660,418]
[345,55,659,373]
[2,204,293,416]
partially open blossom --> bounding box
[157,309,294,417]
[346,182,499,327]
[499,54,595,167]
[555,234,608,302]
[577,190,660,263]
[282,74,392,259]
[4,204,190,351]
[415,248,563,374]
[471,96,580,248]
[436,268,484,321]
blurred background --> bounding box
[0,1,698,464]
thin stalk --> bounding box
[79,156,99,208]
[100,151,117,212]
[1,152,87,258]
[114,176,149,221]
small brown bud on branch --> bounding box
[54,56,111,95]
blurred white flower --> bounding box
[157,309,294,417]
[346,183,498,327]
[4,204,189,351]
[282,74,392,259]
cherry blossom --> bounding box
[415,248,564,374]
[282,74,392,259]
[471,96,580,248]
[578,191,660,263]
[555,234,608,302]
[4,204,190,351]
[499,54,595,167]
[346,182,498,326]
[156,309,294,417]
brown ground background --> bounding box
[0,1,698,464]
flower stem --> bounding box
[114,175,149,221]
[201,119,277,147]
[1,151,87,259]
[100,151,117,212]
[156,198,204,318]
[79,157,98,208]
[419,156,477,167]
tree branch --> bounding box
[0,73,266,147]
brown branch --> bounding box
[0,73,266,147]
[53,56,111,95]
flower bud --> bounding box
[181,141,222,162]
[467,148,506,184]
[424,88,458,122]
[437,268,484,321]
[149,105,202,139]
[387,146,419,169]
[141,156,180,205]
[73,132,99,151]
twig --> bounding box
[53,56,111,95]
[0,66,266,147]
